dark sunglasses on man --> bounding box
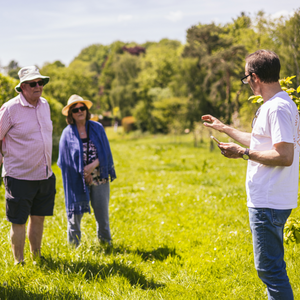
[72,106,87,113]
[25,80,45,88]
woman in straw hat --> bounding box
[58,95,116,247]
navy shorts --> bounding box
[4,174,56,224]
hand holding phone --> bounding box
[210,135,221,144]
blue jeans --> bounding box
[248,208,293,300]
[68,182,111,246]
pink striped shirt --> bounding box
[0,93,53,180]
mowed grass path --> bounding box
[0,130,299,299]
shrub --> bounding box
[122,116,136,133]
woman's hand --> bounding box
[83,159,99,178]
[85,174,93,185]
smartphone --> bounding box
[210,135,221,144]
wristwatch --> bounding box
[243,148,250,160]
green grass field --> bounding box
[0,129,300,299]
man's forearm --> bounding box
[219,141,294,167]
[222,125,251,147]
[202,114,251,147]
[248,143,294,166]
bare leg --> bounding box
[27,215,45,257]
[11,223,26,265]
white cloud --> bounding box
[118,14,133,22]
[271,10,294,19]
[165,11,183,22]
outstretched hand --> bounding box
[201,115,225,132]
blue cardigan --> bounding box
[57,121,116,219]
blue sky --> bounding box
[0,0,299,68]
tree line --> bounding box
[1,10,300,142]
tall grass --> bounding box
[0,129,299,299]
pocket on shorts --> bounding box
[6,196,22,220]
[4,177,22,220]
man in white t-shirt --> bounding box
[202,50,300,300]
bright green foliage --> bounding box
[0,132,300,299]
[251,11,278,51]
[133,39,183,133]
[225,13,253,51]
[248,76,300,110]
[98,41,127,111]
[280,76,300,110]
[6,60,21,80]
[74,44,109,73]
[0,73,18,106]
[183,23,247,123]
[248,95,264,104]
[136,39,181,91]
[284,217,300,244]
[41,60,98,107]
[275,9,300,84]
[109,53,141,118]
[152,96,188,133]
[171,57,209,128]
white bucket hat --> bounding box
[62,94,93,116]
[15,66,50,93]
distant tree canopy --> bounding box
[1,9,300,134]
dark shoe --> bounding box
[99,239,112,247]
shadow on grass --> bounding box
[103,244,181,262]
[0,285,82,300]
[135,246,180,261]
[37,258,164,290]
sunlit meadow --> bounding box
[0,128,299,299]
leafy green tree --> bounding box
[134,39,182,132]
[170,57,209,128]
[98,41,127,111]
[152,95,188,133]
[5,60,21,80]
[183,23,247,123]
[276,9,300,86]
[74,44,109,72]
[41,60,98,108]
[109,53,141,118]
[0,73,18,106]
[249,11,277,50]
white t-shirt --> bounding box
[246,91,300,209]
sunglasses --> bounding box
[25,80,45,88]
[72,106,87,113]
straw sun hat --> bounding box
[62,94,93,116]
[15,66,50,93]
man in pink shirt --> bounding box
[0,66,56,265]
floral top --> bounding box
[82,138,108,186]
